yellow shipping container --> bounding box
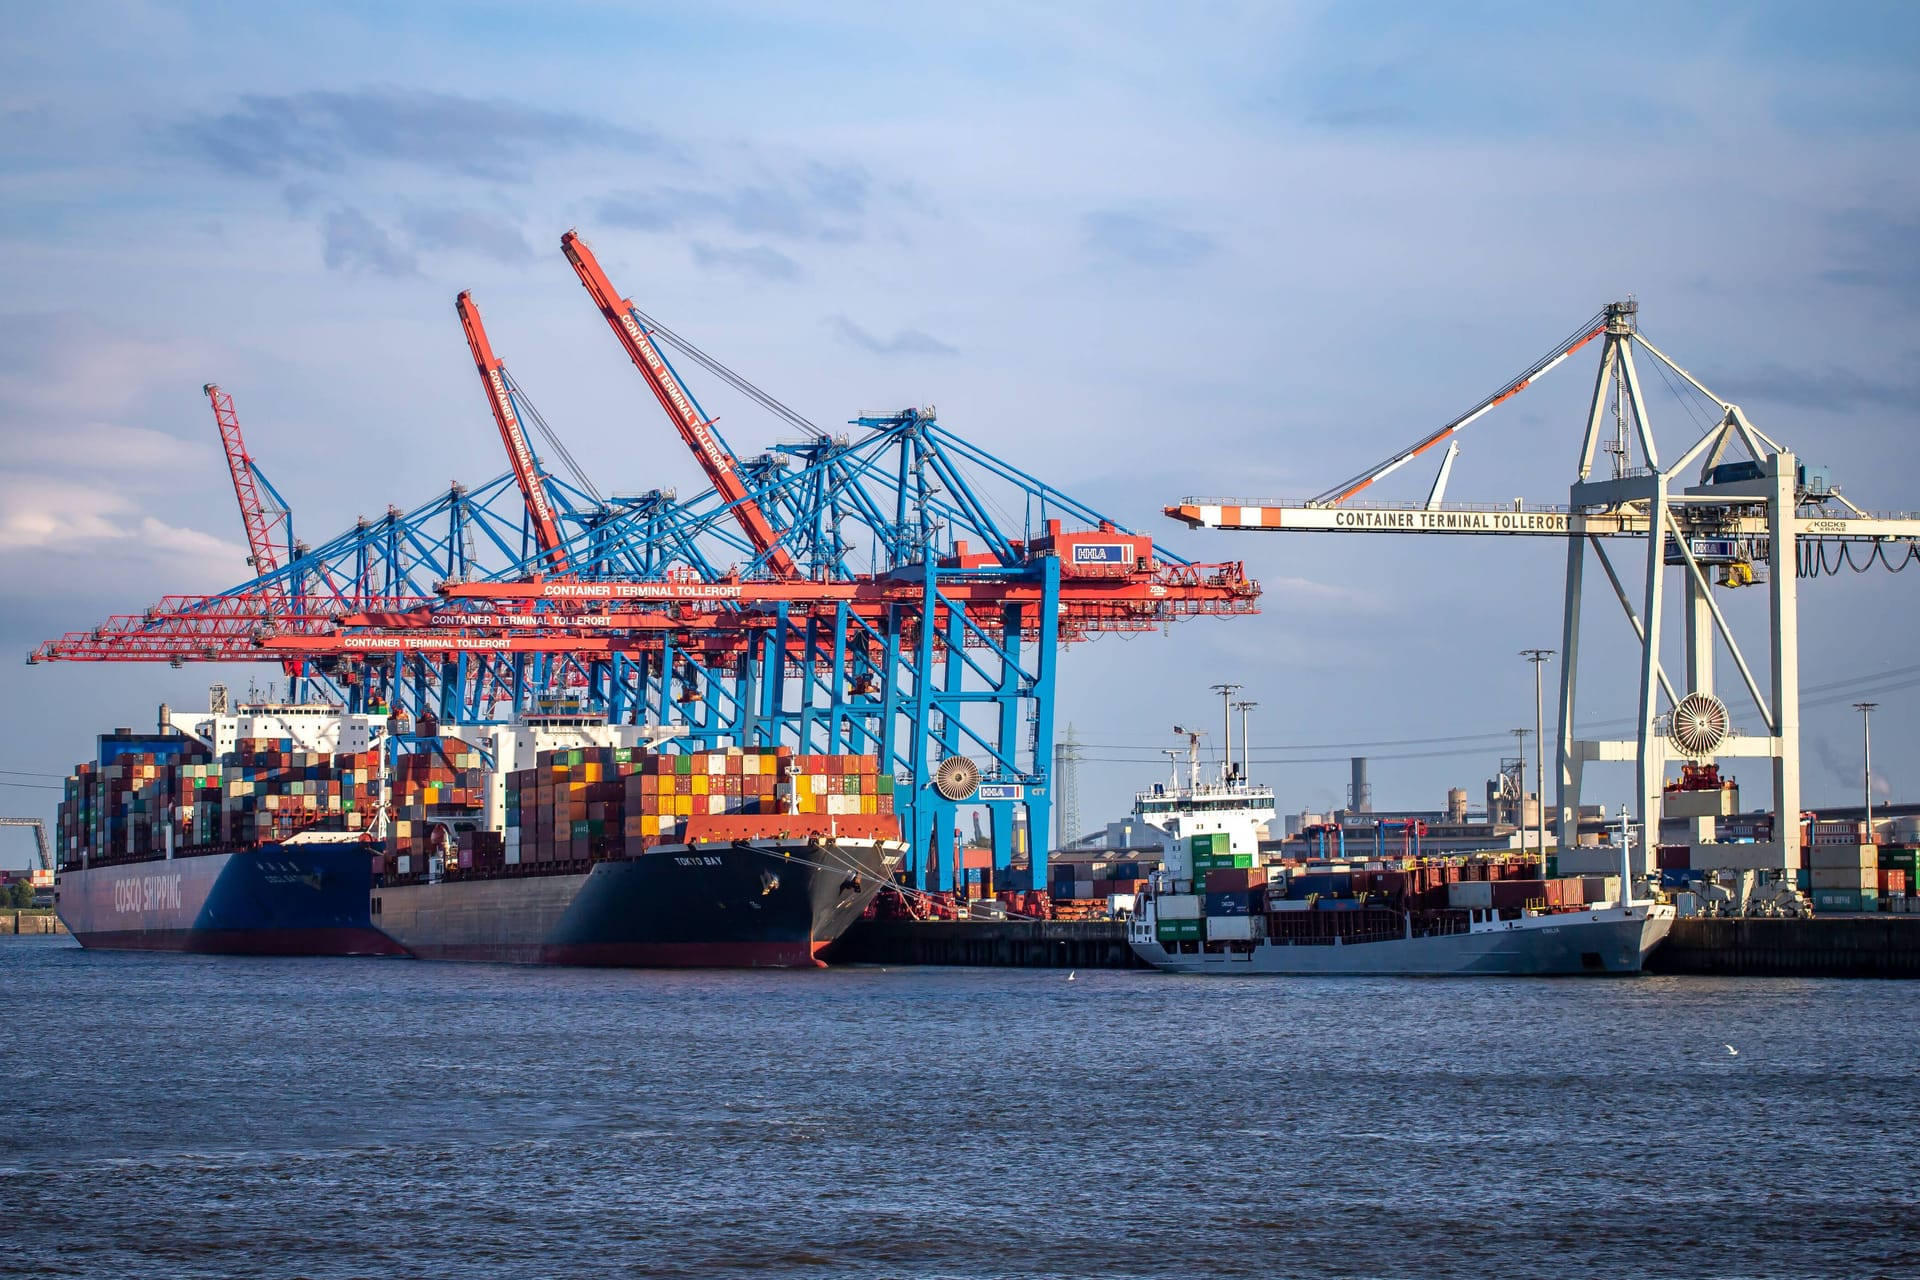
[691,775,709,796]
[583,763,602,782]
[640,814,658,836]
[862,796,876,815]
[675,795,693,817]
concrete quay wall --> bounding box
[1649,915,1920,978]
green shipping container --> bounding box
[1812,888,1880,913]
[674,756,693,775]
[571,820,591,840]
[1156,917,1202,941]
[877,775,894,795]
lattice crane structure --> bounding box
[1167,300,1920,880]
[27,232,1261,889]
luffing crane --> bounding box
[562,229,800,579]
[456,291,569,570]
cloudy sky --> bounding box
[3,2,1918,845]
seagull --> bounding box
[1067,970,1077,982]
[1725,1044,1739,1056]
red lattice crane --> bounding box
[562,229,799,579]
[205,384,291,588]
[456,291,569,571]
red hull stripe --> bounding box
[73,927,409,957]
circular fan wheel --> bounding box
[933,755,981,801]
[1670,692,1731,756]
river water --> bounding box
[0,937,1914,1279]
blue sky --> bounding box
[2,1,1918,844]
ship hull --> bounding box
[374,837,903,968]
[1132,904,1674,976]
[55,846,405,956]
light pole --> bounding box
[1854,702,1878,842]
[1521,649,1555,870]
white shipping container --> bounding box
[1107,893,1137,916]
[504,848,521,865]
[1158,893,1202,920]
[1807,843,1877,871]
[1206,914,1263,941]
[396,854,412,875]
[1448,881,1494,910]
[1810,866,1875,890]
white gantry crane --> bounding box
[1168,301,1919,880]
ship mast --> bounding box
[1171,726,1204,793]
[1210,682,1243,784]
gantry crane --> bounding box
[29,230,1264,890]
[0,818,52,872]
[1168,299,1920,881]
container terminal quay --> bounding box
[16,249,1920,976]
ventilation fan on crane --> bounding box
[933,755,981,801]
[1669,691,1731,757]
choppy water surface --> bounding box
[1,938,1914,1279]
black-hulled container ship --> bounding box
[374,737,903,968]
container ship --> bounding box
[1118,727,1673,975]
[372,732,903,968]
[54,698,902,967]
[53,707,404,956]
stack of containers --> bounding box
[57,739,378,868]
[1189,832,1250,882]
[387,736,488,863]
[1045,857,1155,902]
[498,747,893,871]
[222,738,381,848]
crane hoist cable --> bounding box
[628,304,829,444]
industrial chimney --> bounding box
[1350,756,1372,814]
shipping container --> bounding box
[1205,914,1263,941]
[1157,893,1202,920]
[1812,887,1880,913]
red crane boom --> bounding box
[561,230,798,579]
[456,291,569,570]
[205,384,288,585]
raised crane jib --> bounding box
[1311,308,1612,507]
[204,383,290,589]
[561,229,799,579]
[456,291,568,571]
